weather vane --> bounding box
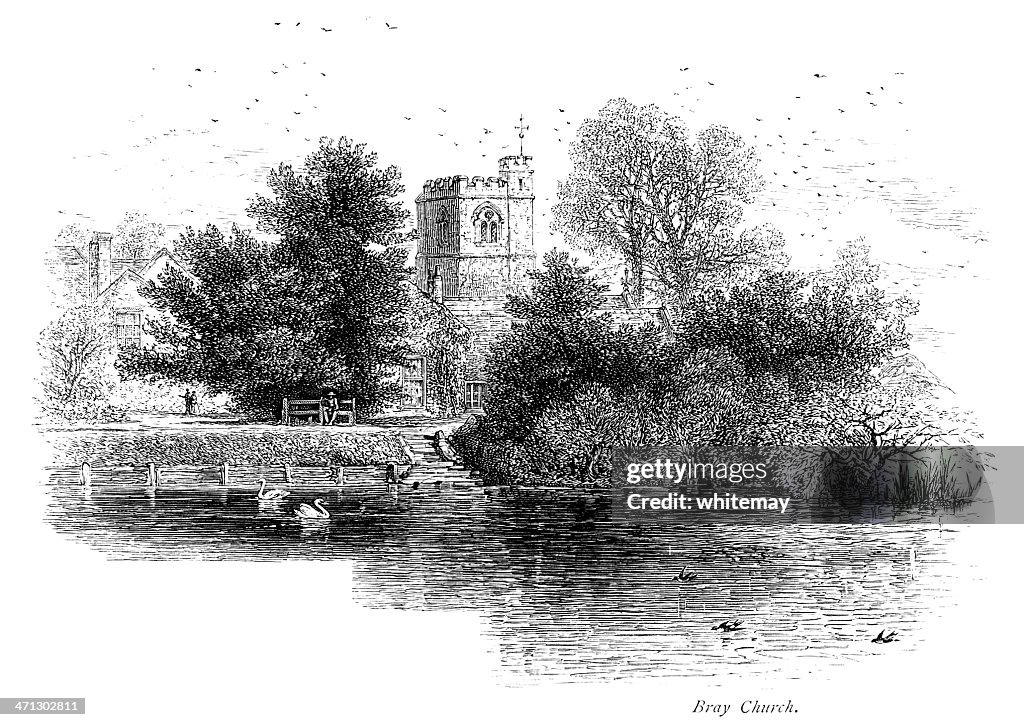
[516,114,529,156]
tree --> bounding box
[552,98,783,309]
[38,304,119,421]
[114,211,166,259]
[126,138,414,418]
[485,251,661,440]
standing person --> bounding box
[182,388,194,415]
[320,389,339,426]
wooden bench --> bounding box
[281,397,356,426]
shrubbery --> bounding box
[454,246,969,496]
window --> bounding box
[465,382,487,411]
[401,356,426,408]
[114,311,142,349]
[472,205,503,243]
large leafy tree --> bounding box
[126,138,413,418]
[552,98,783,309]
[485,251,661,441]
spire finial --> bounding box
[516,114,529,156]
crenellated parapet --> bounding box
[415,154,537,299]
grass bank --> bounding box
[47,427,410,467]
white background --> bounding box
[2,1,1022,724]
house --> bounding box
[45,232,193,349]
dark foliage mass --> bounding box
[121,138,413,419]
[457,244,957,495]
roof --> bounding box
[98,247,195,298]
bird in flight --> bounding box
[813,73,827,78]
[483,128,492,134]
[680,67,689,71]
[403,116,412,120]
[211,118,219,123]
[871,630,898,644]
[438,107,447,112]
[274,22,281,26]
[385,22,398,30]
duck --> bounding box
[712,620,743,632]
[871,629,898,644]
[671,566,697,583]
[294,498,330,519]
[256,478,290,501]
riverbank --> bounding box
[44,425,411,467]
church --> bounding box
[398,153,673,413]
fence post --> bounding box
[147,462,159,491]
[220,461,230,487]
[336,466,345,487]
[282,397,290,426]
[80,462,92,492]
[284,462,293,485]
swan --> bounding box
[256,478,290,501]
[294,498,330,519]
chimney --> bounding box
[88,232,113,299]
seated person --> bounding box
[320,390,340,425]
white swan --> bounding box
[294,498,330,519]
[256,478,290,501]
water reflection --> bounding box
[44,471,975,683]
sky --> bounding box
[7,0,1023,440]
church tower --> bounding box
[414,154,536,299]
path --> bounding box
[365,412,483,490]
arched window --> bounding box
[472,204,503,244]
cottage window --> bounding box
[114,311,142,349]
[465,381,487,411]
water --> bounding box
[44,466,977,684]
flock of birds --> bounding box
[64,12,982,290]
[670,564,899,644]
